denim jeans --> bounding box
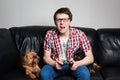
[40,65,90,80]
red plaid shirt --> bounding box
[44,28,91,60]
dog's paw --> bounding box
[90,69,95,74]
[29,73,36,79]
[89,63,101,74]
[93,63,101,69]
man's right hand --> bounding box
[55,60,63,70]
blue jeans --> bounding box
[40,65,90,80]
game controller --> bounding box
[62,60,74,66]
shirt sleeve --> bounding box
[79,30,91,52]
[44,31,52,51]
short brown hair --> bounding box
[54,7,72,22]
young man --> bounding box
[40,7,94,80]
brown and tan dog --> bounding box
[89,62,101,74]
[22,51,41,79]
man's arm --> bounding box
[43,50,56,67]
[71,49,94,70]
[77,49,94,66]
[43,50,63,70]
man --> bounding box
[40,7,94,80]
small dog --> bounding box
[73,48,101,74]
[73,48,85,61]
[22,51,41,79]
[89,63,101,74]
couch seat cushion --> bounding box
[101,67,120,80]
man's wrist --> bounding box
[53,61,57,67]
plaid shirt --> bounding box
[44,28,91,61]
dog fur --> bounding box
[73,48,101,74]
[22,51,41,79]
[89,62,101,74]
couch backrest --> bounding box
[0,28,19,76]
[97,29,120,67]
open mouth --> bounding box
[60,26,65,29]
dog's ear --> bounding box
[37,56,40,60]
[34,55,39,63]
[23,54,29,62]
[37,56,40,62]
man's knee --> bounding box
[75,66,90,80]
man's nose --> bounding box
[60,20,64,24]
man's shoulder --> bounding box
[46,28,57,34]
[70,27,83,34]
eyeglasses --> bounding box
[55,18,70,22]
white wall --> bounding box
[0,0,120,29]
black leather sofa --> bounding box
[0,26,120,80]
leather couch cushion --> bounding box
[97,29,120,66]
[0,28,19,76]
[101,66,120,80]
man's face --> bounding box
[55,13,71,34]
